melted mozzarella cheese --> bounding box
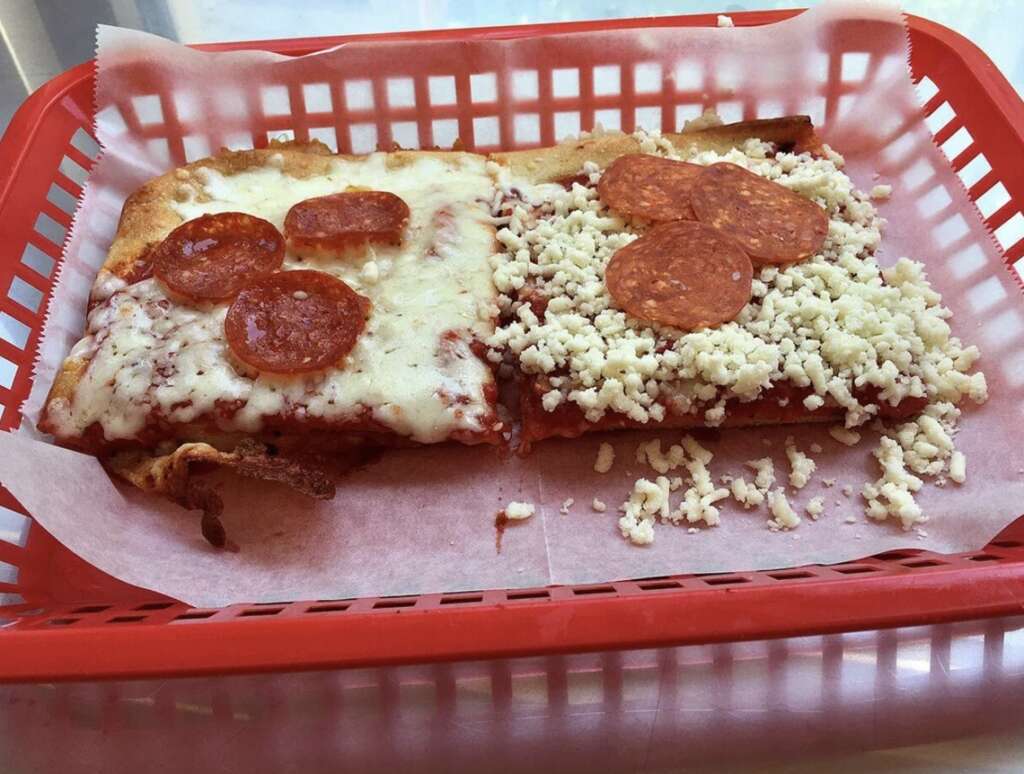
[50,153,502,444]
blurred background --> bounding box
[0,0,1020,132]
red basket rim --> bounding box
[2,9,1024,683]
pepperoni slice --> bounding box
[224,270,371,373]
[605,221,753,331]
[690,162,829,265]
[597,154,704,221]
[152,212,284,301]
[284,191,410,252]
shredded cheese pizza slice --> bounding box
[486,116,986,447]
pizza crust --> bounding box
[104,139,338,284]
[107,440,335,547]
[492,115,824,185]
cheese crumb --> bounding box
[841,484,853,497]
[767,489,801,529]
[829,426,861,446]
[806,497,825,520]
[803,394,825,411]
[745,457,775,490]
[504,501,536,520]
[559,497,575,514]
[717,14,735,27]
[636,438,686,474]
[682,107,725,132]
[870,184,893,200]
[592,498,607,512]
[617,436,730,543]
[594,442,615,473]
[618,477,670,545]
[667,437,729,527]
[360,260,381,284]
[891,402,959,476]
[730,476,765,509]
[861,436,924,528]
[949,450,966,484]
[785,436,817,489]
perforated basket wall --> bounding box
[1,11,1024,682]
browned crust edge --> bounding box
[107,440,335,547]
[491,115,824,184]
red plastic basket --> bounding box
[1,10,1024,684]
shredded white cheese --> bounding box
[636,438,686,474]
[785,436,817,489]
[730,476,766,509]
[949,451,966,484]
[616,436,729,543]
[745,457,776,490]
[829,426,861,446]
[488,131,987,436]
[768,489,801,529]
[504,501,536,520]
[861,437,924,528]
[592,498,607,512]
[618,477,670,545]
[806,497,825,520]
[593,442,616,473]
[668,437,730,527]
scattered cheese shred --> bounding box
[615,436,730,544]
[504,501,536,520]
[829,426,861,446]
[636,438,686,474]
[785,436,817,489]
[768,489,801,529]
[745,458,776,490]
[949,451,966,484]
[668,437,730,527]
[618,477,670,545]
[806,497,825,520]
[594,442,615,473]
[862,437,924,528]
[730,476,765,509]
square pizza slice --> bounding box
[486,116,987,447]
[40,141,505,539]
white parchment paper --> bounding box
[3,2,1023,606]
